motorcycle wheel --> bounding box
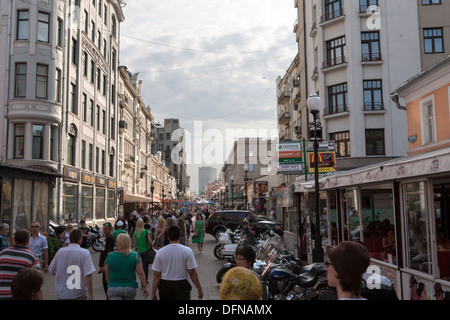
[92,239,104,252]
[214,244,225,260]
[216,265,234,284]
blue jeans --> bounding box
[139,251,149,283]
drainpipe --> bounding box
[3,0,13,163]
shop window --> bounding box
[1,178,12,228]
[81,186,93,222]
[434,184,450,280]
[344,189,361,241]
[96,188,105,220]
[63,184,78,224]
[32,181,48,228]
[32,125,44,159]
[404,181,432,274]
[14,124,25,159]
[328,192,338,246]
[13,179,32,232]
[361,189,396,264]
[107,190,115,218]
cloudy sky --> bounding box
[119,0,298,193]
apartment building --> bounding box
[288,0,449,175]
[0,0,125,228]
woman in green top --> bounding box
[133,218,152,284]
[192,212,205,253]
[105,233,148,300]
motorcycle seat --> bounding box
[296,264,327,288]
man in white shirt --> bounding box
[28,221,49,273]
[49,228,96,300]
[151,226,203,300]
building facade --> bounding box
[0,0,125,230]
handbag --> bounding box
[142,229,156,264]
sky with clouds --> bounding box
[119,0,298,193]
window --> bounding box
[101,150,105,174]
[14,124,25,159]
[103,74,107,95]
[55,68,61,103]
[421,99,436,144]
[96,188,105,220]
[361,31,381,61]
[322,0,344,22]
[36,64,48,99]
[14,63,27,98]
[16,10,29,40]
[326,83,348,115]
[84,10,89,34]
[324,36,346,68]
[69,83,77,114]
[57,18,63,47]
[82,93,87,122]
[81,140,86,169]
[109,153,114,176]
[81,186,93,220]
[91,20,95,41]
[424,28,444,53]
[83,52,88,77]
[363,80,383,110]
[89,143,93,171]
[37,12,50,42]
[433,184,450,281]
[330,131,350,157]
[96,147,99,173]
[365,129,385,155]
[89,99,94,126]
[422,0,441,4]
[102,109,106,134]
[32,125,44,159]
[96,105,100,130]
[112,15,117,38]
[67,134,76,166]
[404,182,431,274]
[97,68,101,91]
[72,37,78,65]
[50,126,58,161]
[360,0,378,13]
[90,60,95,83]
[103,39,107,57]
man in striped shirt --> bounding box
[0,229,40,300]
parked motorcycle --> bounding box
[81,224,104,252]
[213,227,241,260]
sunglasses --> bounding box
[324,261,332,268]
[31,226,40,228]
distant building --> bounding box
[198,166,217,195]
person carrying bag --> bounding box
[133,218,153,285]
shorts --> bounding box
[107,287,137,300]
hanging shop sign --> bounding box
[307,151,337,173]
[276,141,304,174]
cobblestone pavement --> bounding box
[42,233,225,300]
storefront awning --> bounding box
[294,146,450,191]
[123,193,160,203]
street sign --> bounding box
[307,140,335,151]
[276,141,304,174]
[307,151,337,173]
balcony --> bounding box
[310,22,317,37]
[364,103,384,111]
[311,66,319,81]
[119,120,127,133]
[278,112,291,125]
[278,91,291,104]
[293,77,300,87]
[124,154,135,167]
[322,56,346,70]
[324,104,349,116]
[320,8,344,24]
[361,53,382,63]
[295,126,303,138]
[279,133,292,142]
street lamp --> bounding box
[244,163,249,210]
[230,175,235,208]
[307,90,324,263]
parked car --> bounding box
[205,210,283,240]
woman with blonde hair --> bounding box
[153,217,166,249]
[104,233,148,300]
[133,218,152,284]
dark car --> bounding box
[205,210,282,240]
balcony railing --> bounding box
[324,104,348,116]
[361,53,382,62]
[322,55,346,69]
[278,91,291,104]
[278,112,291,124]
[320,8,344,23]
[364,103,384,111]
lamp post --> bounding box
[151,177,155,216]
[225,182,229,208]
[244,163,249,210]
[307,90,324,263]
[230,175,235,208]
